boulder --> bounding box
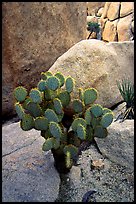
[87,2,105,16]
[120,2,134,18]
[97,7,104,17]
[107,2,120,21]
[95,120,134,170]
[117,14,134,41]
[2,122,60,202]
[2,2,87,118]
[100,2,134,42]
[102,19,118,41]
[49,39,134,110]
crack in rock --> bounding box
[2,138,38,158]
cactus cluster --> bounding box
[14,71,114,173]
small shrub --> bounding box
[116,78,134,121]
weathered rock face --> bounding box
[2,122,60,202]
[95,119,134,170]
[49,39,134,110]
[2,2,87,118]
[100,2,134,42]
[87,2,105,16]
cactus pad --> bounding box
[85,108,92,125]
[55,72,65,87]
[76,124,86,140]
[49,121,62,139]
[86,126,93,141]
[102,108,112,115]
[29,88,42,103]
[44,89,57,100]
[52,138,60,149]
[41,71,52,80]
[20,114,34,131]
[42,138,54,151]
[83,88,98,105]
[58,91,71,107]
[14,86,27,102]
[65,76,75,93]
[73,99,84,113]
[35,116,48,130]
[79,88,84,101]
[53,98,63,114]
[94,125,108,138]
[45,109,59,123]
[71,118,86,131]
[37,80,47,92]
[46,76,60,91]
[100,112,114,128]
[25,102,43,118]
[15,102,25,119]
[65,151,73,168]
[63,144,78,159]
[90,104,103,117]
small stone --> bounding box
[91,159,105,170]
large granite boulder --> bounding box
[100,2,134,42]
[87,2,105,16]
[2,2,87,118]
[49,39,134,111]
[95,119,134,171]
[2,122,60,202]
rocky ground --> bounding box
[2,117,134,202]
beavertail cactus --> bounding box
[13,70,114,174]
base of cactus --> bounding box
[51,148,73,174]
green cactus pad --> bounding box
[84,108,92,125]
[41,71,53,80]
[86,126,93,141]
[44,89,57,100]
[71,118,87,131]
[14,86,28,102]
[29,88,42,103]
[37,80,47,92]
[73,99,84,113]
[63,144,78,159]
[34,116,48,130]
[41,128,53,139]
[55,72,65,87]
[15,102,25,119]
[42,138,54,151]
[49,121,62,139]
[100,112,114,128]
[90,104,103,117]
[65,76,75,93]
[46,76,60,91]
[83,88,98,105]
[25,102,43,118]
[45,109,59,123]
[102,108,112,115]
[79,88,84,102]
[57,91,71,107]
[91,117,100,129]
[94,125,108,138]
[57,112,64,122]
[20,114,34,131]
[65,151,73,168]
[76,124,86,140]
[53,98,63,114]
[23,97,32,109]
[52,138,60,150]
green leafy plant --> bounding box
[87,22,100,39]
[14,71,114,173]
[116,78,134,121]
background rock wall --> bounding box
[2,2,87,118]
[100,2,134,42]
